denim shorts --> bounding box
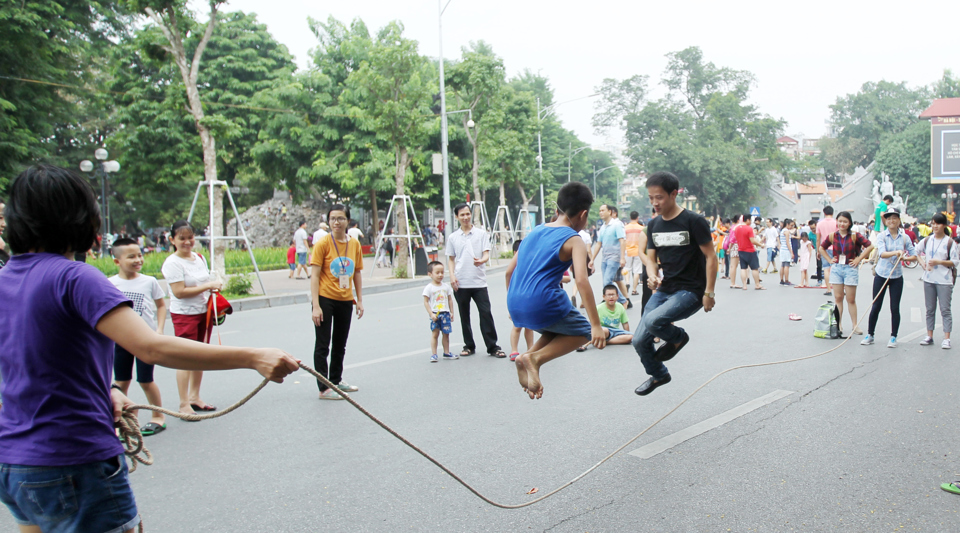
[537,309,592,339]
[297,252,308,265]
[766,248,777,262]
[606,327,630,340]
[430,311,453,334]
[0,456,139,532]
[830,263,859,286]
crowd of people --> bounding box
[2,162,960,530]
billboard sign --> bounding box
[932,117,960,184]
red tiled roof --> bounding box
[777,136,799,144]
[920,98,960,118]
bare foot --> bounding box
[518,353,543,399]
[514,355,529,392]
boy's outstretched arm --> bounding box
[699,242,718,312]
[570,238,606,349]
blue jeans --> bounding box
[631,289,703,379]
[0,456,139,532]
[600,259,627,304]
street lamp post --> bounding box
[568,143,589,183]
[80,148,120,252]
[592,165,616,198]
[943,185,958,214]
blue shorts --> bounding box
[288,263,296,270]
[606,327,630,340]
[766,248,777,262]
[0,456,139,532]
[537,309,591,339]
[430,311,452,334]
[830,263,859,285]
[297,252,308,265]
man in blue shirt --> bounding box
[589,204,631,307]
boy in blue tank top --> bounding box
[506,182,606,399]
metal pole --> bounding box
[537,98,544,225]
[99,167,107,248]
[593,165,597,197]
[567,141,571,183]
[439,0,452,240]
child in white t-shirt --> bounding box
[422,261,456,362]
[109,238,168,436]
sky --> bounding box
[219,0,957,156]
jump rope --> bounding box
[117,253,910,510]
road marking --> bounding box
[629,389,794,460]
[344,348,430,370]
[911,307,922,323]
[900,327,933,344]
[388,304,424,311]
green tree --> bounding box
[0,1,127,189]
[874,121,940,218]
[827,80,931,168]
[344,21,435,277]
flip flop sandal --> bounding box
[509,352,520,361]
[941,481,960,495]
[141,422,166,436]
[190,403,217,412]
[788,314,802,321]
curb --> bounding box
[231,264,508,312]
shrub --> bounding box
[225,273,253,295]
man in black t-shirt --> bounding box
[632,172,718,396]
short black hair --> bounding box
[556,182,593,218]
[111,237,139,257]
[602,284,618,295]
[822,205,834,216]
[630,211,639,220]
[299,219,306,227]
[645,171,680,194]
[883,195,894,203]
[427,260,443,273]
[742,213,752,223]
[327,203,350,221]
[453,203,470,217]
[5,165,100,255]
[512,239,523,253]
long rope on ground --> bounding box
[118,256,902,509]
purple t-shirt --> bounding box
[0,253,130,466]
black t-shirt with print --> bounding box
[646,209,712,295]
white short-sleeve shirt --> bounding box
[422,282,454,314]
[445,226,491,289]
[109,274,166,329]
[161,252,211,315]
[294,227,309,253]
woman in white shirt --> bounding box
[918,213,960,349]
[161,221,223,415]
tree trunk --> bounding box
[394,147,411,278]
[145,4,225,277]
[370,188,380,248]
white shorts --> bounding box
[624,255,644,275]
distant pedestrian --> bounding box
[724,216,741,288]
[313,222,329,245]
[294,220,309,279]
[347,220,364,243]
[568,225,594,308]
[797,233,814,287]
[863,208,915,348]
[816,206,838,293]
[422,261,456,362]
[918,213,959,349]
[733,213,765,290]
[108,237,168,436]
[447,203,504,358]
[589,204,631,308]
[779,219,795,285]
[287,240,296,279]
[310,204,364,399]
[624,211,645,298]
[280,202,287,221]
[762,218,779,273]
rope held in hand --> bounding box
[117,257,902,509]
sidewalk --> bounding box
[217,253,509,312]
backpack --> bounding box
[920,236,957,286]
[813,301,840,339]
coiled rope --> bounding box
[117,255,904,509]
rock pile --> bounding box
[227,194,329,248]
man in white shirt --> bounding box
[293,220,309,279]
[347,220,364,244]
[762,218,779,274]
[313,222,329,245]
[446,203,504,357]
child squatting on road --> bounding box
[422,261,457,362]
[505,182,606,399]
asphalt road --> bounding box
[5,265,960,532]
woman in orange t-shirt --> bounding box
[309,204,365,400]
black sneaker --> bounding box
[626,298,633,309]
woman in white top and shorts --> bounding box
[161,220,223,415]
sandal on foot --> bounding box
[460,348,475,356]
[509,352,520,361]
[489,350,507,358]
[190,403,217,412]
[141,422,166,436]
